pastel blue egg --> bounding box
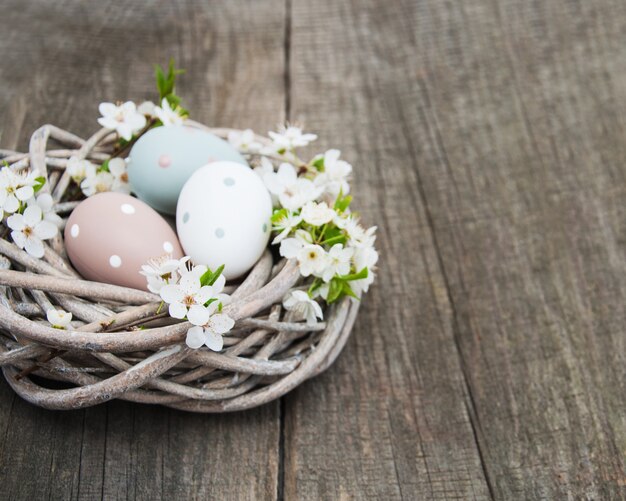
[127,125,248,214]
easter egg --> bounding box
[127,125,248,215]
[64,192,184,291]
[176,161,272,280]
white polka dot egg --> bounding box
[64,192,183,291]
[176,161,272,279]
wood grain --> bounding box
[396,0,626,498]
[0,1,286,499]
[283,1,492,500]
[286,0,626,499]
[1,0,626,499]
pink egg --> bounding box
[64,192,183,291]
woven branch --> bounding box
[0,122,359,412]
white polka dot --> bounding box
[109,255,122,268]
[70,224,79,238]
[163,241,174,253]
[121,203,135,214]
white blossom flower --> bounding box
[228,129,262,153]
[263,163,320,210]
[66,157,95,184]
[137,100,156,116]
[108,158,131,194]
[297,244,327,277]
[320,243,354,282]
[186,304,235,351]
[301,201,336,227]
[313,149,352,198]
[140,255,190,293]
[159,270,226,320]
[283,289,323,325]
[28,193,63,228]
[337,215,377,249]
[80,163,113,197]
[154,98,185,126]
[349,224,377,248]
[255,156,274,178]
[351,246,379,296]
[279,229,313,259]
[0,167,36,216]
[272,211,302,244]
[280,230,329,277]
[268,125,317,150]
[46,309,72,329]
[97,101,146,141]
[7,205,57,258]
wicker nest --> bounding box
[0,122,359,412]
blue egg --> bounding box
[127,125,248,214]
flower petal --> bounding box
[195,285,215,305]
[23,205,42,226]
[276,163,297,183]
[36,193,54,211]
[279,238,303,259]
[208,313,235,335]
[159,284,184,303]
[15,185,34,201]
[179,274,201,294]
[168,302,187,319]
[3,194,19,214]
[24,236,44,258]
[187,305,211,326]
[10,230,26,249]
[211,274,226,294]
[186,326,207,349]
[99,102,117,117]
[108,158,126,177]
[205,330,224,352]
[34,220,58,240]
[6,213,25,231]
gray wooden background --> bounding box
[0,1,625,500]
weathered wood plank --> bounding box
[0,1,286,500]
[376,0,626,499]
[284,1,493,499]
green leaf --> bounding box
[166,93,181,107]
[98,159,110,173]
[271,208,289,224]
[218,302,223,313]
[311,155,324,171]
[320,225,346,246]
[154,65,166,96]
[339,267,368,281]
[341,281,359,299]
[199,264,225,287]
[204,297,218,308]
[327,278,344,303]
[33,176,46,193]
[154,58,186,105]
[307,278,323,296]
[334,192,352,213]
[326,276,361,304]
[321,234,347,246]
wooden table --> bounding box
[0,1,625,499]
